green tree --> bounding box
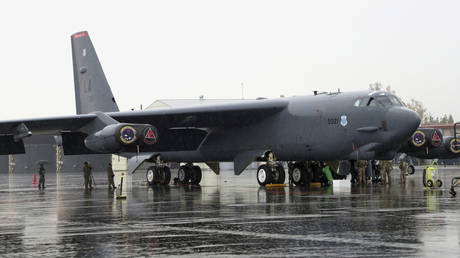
[406,99,427,123]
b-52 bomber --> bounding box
[0,31,421,186]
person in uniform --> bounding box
[381,160,393,185]
[38,164,45,189]
[83,161,93,190]
[107,163,116,189]
[357,160,366,185]
[399,158,407,184]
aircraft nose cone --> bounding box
[386,107,421,142]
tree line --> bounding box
[369,82,454,125]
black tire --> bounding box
[436,179,443,187]
[146,166,156,185]
[427,179,434,188]
[450,189,457,196]
[408,165,415,175]
[276,164,285,184]
[291,164,307,186]
[160,166,171,185]
[423,169,427,187]
[153,167,161,183]
[257,165,272,186]
[178,166,191,184]
[191,165,202,185]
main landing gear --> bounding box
[177,163,202,185]
[146,155,171,185]
[256,152,286,186]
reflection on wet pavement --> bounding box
[1,167,460,256]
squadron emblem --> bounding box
[450,138,460,154]
[120,126,137,144]
[411,130,426,147]
[431,130,442,147]
[340,115,348,127]
[143,127,157,145]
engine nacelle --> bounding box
[409,128,443,148]
[84,123,158,153]
[443,136,460,154]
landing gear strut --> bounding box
[256,152,285,186]
[146,155,171,185]
[177,163,202,185]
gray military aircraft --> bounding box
[0,31,421,186]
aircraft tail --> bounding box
[71,31,119,114]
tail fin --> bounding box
[71,31,119,114]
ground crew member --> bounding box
[357,160,366,185]
[38,164,45,189]
[107,163,116,189]
[380,160,393,185]
[399,159,407,184]
[83,161,93,190]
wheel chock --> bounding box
[266,184,286,188]
[309,182,321,188]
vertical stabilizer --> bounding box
[71,31,119,114]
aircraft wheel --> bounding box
[408,165,415,175]
[427,179,434,188]
[257,165,272,186]
[146,166,156,185]
[292,165,306,186]
[436,180,443,187]
[275,164,285,184]
[191,165,202,185]
[153,167,162,183]
[178,166,191,184]
[422,169,427,187]
[160,167,171,185]
[450,188,457,196]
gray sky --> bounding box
[0,0,459,120]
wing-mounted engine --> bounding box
[400,128,460,159]
[408,128,443,149]
[84,123,158,153]
[442,136,460,155]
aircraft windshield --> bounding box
[354,94,404,108]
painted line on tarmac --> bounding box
[161,225,421,249]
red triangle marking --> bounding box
[145,128,155,139]
[433,132,440,141]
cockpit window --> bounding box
[374,95,393,107]
[355,94,405,108]
[388,95,404,106]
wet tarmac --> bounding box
[1,167,460,257]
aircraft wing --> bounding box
[0,114,97,135]
[0,99,288,154]
[108,98,289,128]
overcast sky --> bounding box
[0,0,459,120]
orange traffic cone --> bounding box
[33,172,37,185]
